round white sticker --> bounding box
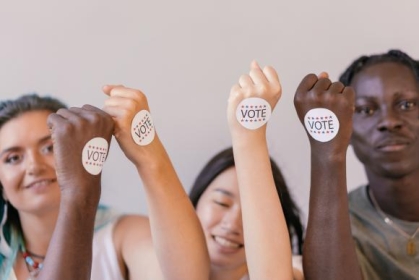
[131,110,155,146]
[304,108,340,142]
[82,137,109,175]
[236,98,272,130]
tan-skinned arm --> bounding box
[102,86,210,280]
[294,73,362,280]
[228,61,293,280]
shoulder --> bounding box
[113,214,164,279]
[348,185,377,229]
[113,214,151,251]
[348,185,369,211]
[348,185,366,201]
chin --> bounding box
[376,163,418,179]
[209,250,245,270]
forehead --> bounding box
[203,167,239,197]
[351,62,418,98]
[0,110,51,149]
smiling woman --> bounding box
[0,94,121,280]
[190,147,304,280]
[0,111,60,213]
[0,92,210,280]
[191,61,306,280]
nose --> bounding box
[221,207,243,235]
[26,151,46,176]
[377,108,403,132]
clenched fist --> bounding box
[47,105,114,201]
[294,74,354,155]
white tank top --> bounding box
[91,220,125,280]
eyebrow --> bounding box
[0,135,52,158]
[213,188,234,197]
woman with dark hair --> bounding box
[189,61,304,280]
[0,89,209,280]
[190,147,304,253]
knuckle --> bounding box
[126,99,138,112]
[60,122,73,135]
[88,112,101,124]
[271,83,281,96]
[134,90,147,103]
[258,83,269,93]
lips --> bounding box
[25,178,56,189]
[375,137,411,152]
[212,235,243,249]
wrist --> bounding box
[126,135,165,167]
[311,149,347,164]
[60,183,101,208]
[231,130,267,146]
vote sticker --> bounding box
[131,110,155,146]
[236,98,272,130]
[304,108,339,142]
[82,137,109,175]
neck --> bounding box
[210,264,248,280]
[366,168,419,222]
[18,208,59,256]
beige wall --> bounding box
[1,0,418,226]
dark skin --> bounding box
[37,105,114,280]
[299,62,419,279]
[294,74,362,280]
[351,62,419,222]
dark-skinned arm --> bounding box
[294,74,362,280]
[39,105,114,280]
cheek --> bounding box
[0,166,23,198]
[196,203,222,232]
[44,153,56,170]
[407,118,419,133]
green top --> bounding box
[349,186,419,280]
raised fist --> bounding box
[47,105,114,200]
[228,61,282,138]
[294,74,354,154]
[102,85,154,166]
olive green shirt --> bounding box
[349,186,419,280]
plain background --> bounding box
[1,0,419,227]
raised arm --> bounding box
[102,85,210,280]
[41,105,114,279]
[294,74,362,280]
[227,61,293,280]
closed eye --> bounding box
[213,200,230,207]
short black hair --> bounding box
[339,49,419,86]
